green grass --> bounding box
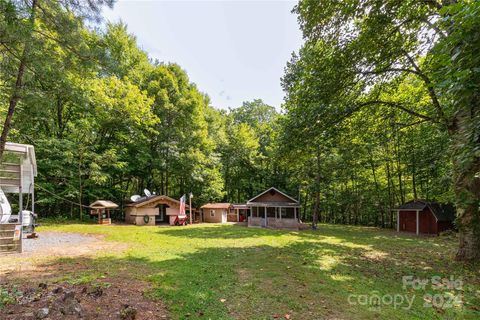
[29,223,480,319]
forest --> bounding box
[0,0,479,260]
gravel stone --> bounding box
[22,232,97,253]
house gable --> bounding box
[248,187,298,204]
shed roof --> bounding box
[394,200,455,222]
[232,204,249,209]
[90,200,118,209]
[201,203,232,209]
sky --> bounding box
[102,0,303,109]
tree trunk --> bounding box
[78,149,83,221]
[411,147,418,199]
[394,128,405,203]
[312,150,321,229]
[385,157,395,228]
[302,191,308,221]
[312,187,320,229]
[0,0,38,159]
[453,108,480,261]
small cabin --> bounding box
[200,203,249,223]
[125,195,191,226]
[201,203,231,223]
[89,200,118,225]
[394,200,455,235]
[247,187,301,229]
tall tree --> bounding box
[0,0,114,158]
[284,0,479,260]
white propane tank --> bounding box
[0,187,11,223]
[22,210,32,227]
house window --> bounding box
[210,210,215,217]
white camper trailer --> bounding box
[0,142,37,253]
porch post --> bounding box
[396,210,399,232]
[294,207,297,221]
[279,207,282,220]
[416,210,419,235]
[264,206,267,227]
[236,208,239,222]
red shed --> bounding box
[394,200,455,235]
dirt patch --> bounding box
[0,231,168,319]
[0,278,169,319]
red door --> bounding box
[400,211,416,233]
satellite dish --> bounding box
[130,195,141,202]
[144,189,152,197]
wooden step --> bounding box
[0,243,17,247]
[0,224,17,228]
[0,238,15,245]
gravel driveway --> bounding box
[22,232,98,253]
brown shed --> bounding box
[201,203,232,223]
[125,195,191,226]
[394,200,455,235]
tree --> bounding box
[284,0,479,260]
[0,0,114,159]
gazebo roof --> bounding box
[90,200,119,209]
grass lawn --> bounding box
[5,223,480,319]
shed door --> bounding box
[419,209,436,234]
[400,211,416,233]
[222,210,227,223]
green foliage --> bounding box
[281,0,480,259]
[0,1,284,216]
[0,287,18,309]
[1,0,477,260]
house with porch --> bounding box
[247,187,300,229]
